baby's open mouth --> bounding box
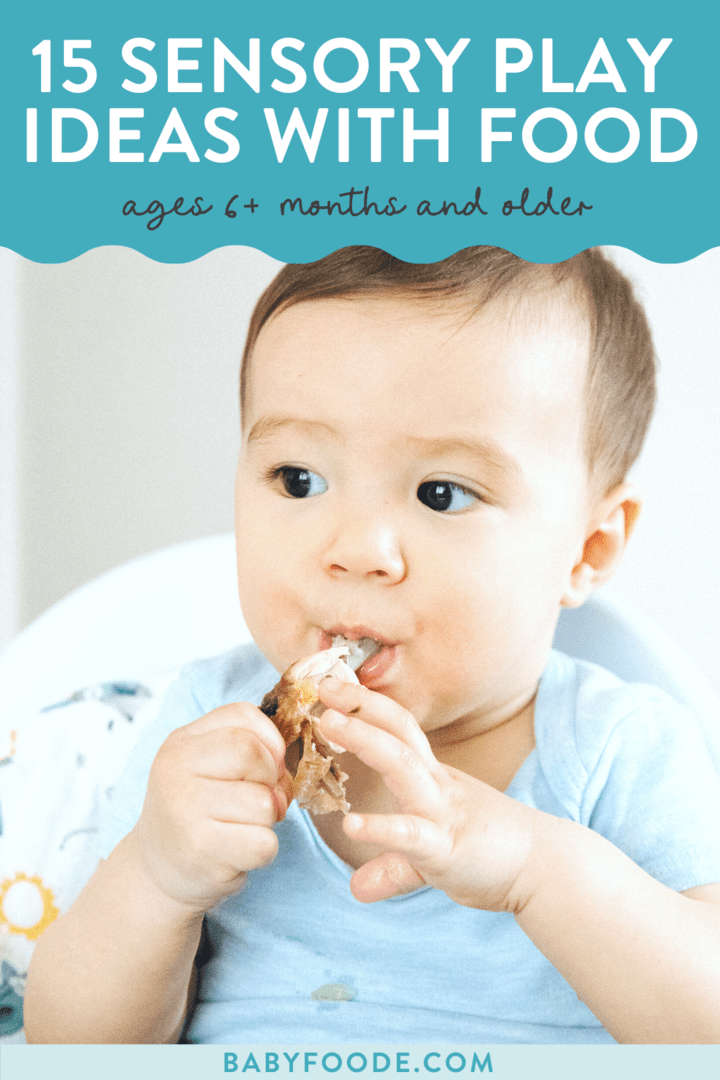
[330,634,380,671]
[322,630,397,687]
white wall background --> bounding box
[0,245,717,694]
[0,248,21,649]
[1,245,281,636]
[605,247,719,695]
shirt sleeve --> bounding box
[579,690,720,892]
[95,668,208,859]
[95,643,277,861]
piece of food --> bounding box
[260,638,377,814]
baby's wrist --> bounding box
[116,829,217,924]
[511,813,602,921]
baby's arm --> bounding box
[24,704,291,1044]
[317,679,720,1044]
[512,814,720,1043]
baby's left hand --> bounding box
[316,679,540,911]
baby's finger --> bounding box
[186,726,283,785]
[318,679,433,762]
[350,852,426,903]
[344,811,450,861]
[199,725,280,786]
[206,821,280,873]
[184,703,288,769]
[317,708,441,810]
[200,778,282,828]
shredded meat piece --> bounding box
[260,647,356,814]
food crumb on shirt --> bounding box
[311,983,357,1002]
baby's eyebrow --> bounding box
[406,435,523,479]
[246,417,522,480]
[246,415,338,446]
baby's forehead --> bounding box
[261,279,589,341]
[247,289,592,454]
[252,287,591,388]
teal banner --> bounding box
[3,1044,720,1080]
[0,0,715,263]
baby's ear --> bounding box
[561,482,641,609]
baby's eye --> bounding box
[275,466,328,499]
[417,480,479,513]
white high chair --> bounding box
[0,533,718,757]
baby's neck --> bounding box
[431,696,536,791]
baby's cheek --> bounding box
[239,585,305,671]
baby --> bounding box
[25,247,720,1045]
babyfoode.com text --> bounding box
[224,1051,492,1074]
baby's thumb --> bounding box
[350,852,425,903]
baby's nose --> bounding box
[322,516,406,584]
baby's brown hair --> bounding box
[241,246,656,493]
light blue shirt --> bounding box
[99,646,720,1044]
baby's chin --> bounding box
[386,672,517,736]
[360,675,466,731]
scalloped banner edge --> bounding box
[2,237,718,268]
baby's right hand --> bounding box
[128,703,292,912]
